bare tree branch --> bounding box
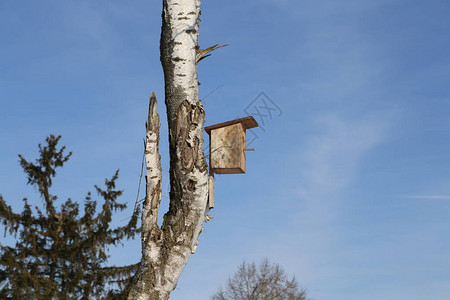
[211,259,310,300]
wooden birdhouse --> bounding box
[205,116,258,174]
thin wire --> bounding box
[121,139,146,222]
[200,85,223,102]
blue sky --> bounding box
[1,0,450,299]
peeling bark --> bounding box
[127,0,209,299]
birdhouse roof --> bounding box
[204,116,258,134]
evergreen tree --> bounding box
[0,135,140,299]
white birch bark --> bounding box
[127,0,209,299]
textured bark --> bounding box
[127,0,209,299]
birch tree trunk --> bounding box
[127,0,209,299]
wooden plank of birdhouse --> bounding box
[208,175,215,209]
[210,123,246,174]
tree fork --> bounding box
[128,0,211,298]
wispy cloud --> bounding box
[278,113,392,293]
[262,0,400,16]
[298,113,389,203]
[402,195,450,200]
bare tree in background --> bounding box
[127,0,225,299]
[212,259,309,300]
